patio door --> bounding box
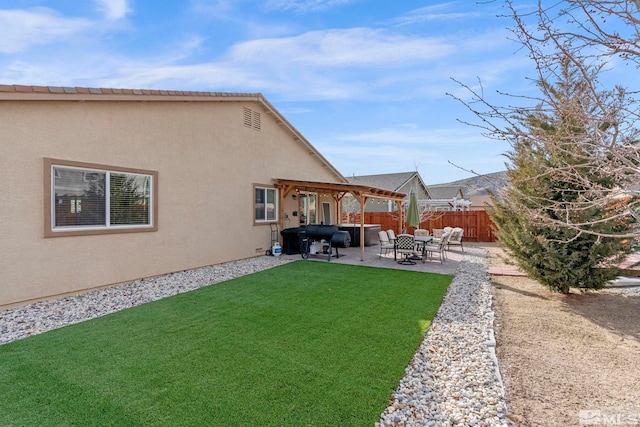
[322,202,331,225]
[298,193,317,225]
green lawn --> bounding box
[0,261,451,426]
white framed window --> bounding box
[44,158,158,237]
[254,185,278,223]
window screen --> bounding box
[46,159,157,236]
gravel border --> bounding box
[0,256,292,345]
[0,249,508,426]
[377,247,508,426]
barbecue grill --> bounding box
[300,224,350,261]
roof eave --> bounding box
[0,85,262,102]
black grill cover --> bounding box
[304,224,339,240]
[281,227,304,254]
[330,231,350,248]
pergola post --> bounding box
[347,191,367,262]
[278,183,296,237]
[334,192,346,225]
[397,199,404,233]
[359,196,368,262]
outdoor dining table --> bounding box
[413,235,433,260]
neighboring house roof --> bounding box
[440,171,509,197]
[0,84,346,183]
[425,185,464,200]
[347,171,429,195]
[430,171,510,206]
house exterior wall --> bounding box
[362,197,391,213]
[398,177,430,202]
[0,99,340,307]
[469,195,494,210]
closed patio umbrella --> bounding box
[406,190,420,230]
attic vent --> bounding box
[243,107,261,130]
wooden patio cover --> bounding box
[276,178,407,261]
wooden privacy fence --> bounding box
[341,211,497,242]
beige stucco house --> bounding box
[1,85,364,308]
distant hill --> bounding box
[433,171,509,197]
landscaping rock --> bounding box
[377,248,509,427]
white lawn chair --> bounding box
[414,228,430,239]
[432,227,453,244]
[422,232,450,263]
[447,227,464,251]
[377,230,395,258]
[432,228,444,239]
[386,229,397,244]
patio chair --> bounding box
[422,232,450,263]
[414,228,431,247]
[386,229,397,244]
[431,228,444,239]
[377,230,395,258]
[447,227,464,251]
[414,228,430,238]
[394,233,419,265]
[431,227,453,244]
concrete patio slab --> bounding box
[278,243,485,276]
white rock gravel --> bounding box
[377,248,509,427]
[0,249,509,426]
[0,256,292,345]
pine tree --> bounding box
[490,59,634,293]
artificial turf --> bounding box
[0,261,451,426]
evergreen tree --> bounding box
[490,59,635,293]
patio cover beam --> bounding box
[276,179,406,261]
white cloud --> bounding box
[93,0,131,20]
[0,8,91,54]
[97,62,266,91]
[265,0,355,13]
[335,126,487,146]
[88,26,459,99]
[229,28,454,67]
[316,125,508,179]
[189,0,236,17]
[0,4,525,107]
[392,3,480,26]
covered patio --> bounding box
[276,178,407,261]
[278,240,475,276]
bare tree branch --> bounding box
[451,1,640,239]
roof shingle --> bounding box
[347,172,418,192]
[0,84,260,100]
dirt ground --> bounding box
[485,245,640,427]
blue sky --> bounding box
[0,1,594,183]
